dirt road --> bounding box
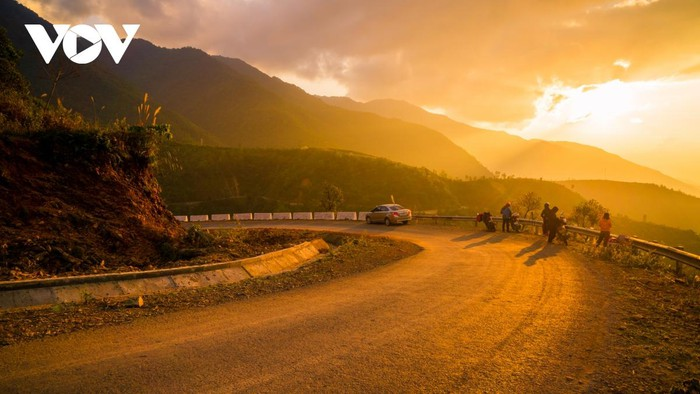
[0,222,619,392]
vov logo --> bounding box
[25,24,140,65]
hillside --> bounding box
[158,144,459,214]
[559,180,700,234]
[107,42,491,178]
[0,28,186,281]
[0,0,491,179]
[156,143,585,216]
[610,216,700,254]
[320,97,695,195]
[0,131,186,280]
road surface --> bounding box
[0,222,617,392]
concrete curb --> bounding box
[0,239,330,310]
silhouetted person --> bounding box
[500,202,512,232]
[540,202,551,236]
[547,206,561,244]
[596,212,612,247]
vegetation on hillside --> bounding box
[609,216,700,253]
[156,143,585,215]
[560,180,700,233]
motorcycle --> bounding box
[510,213,523,233]
[476,212,496,232]
[556,215,569,245]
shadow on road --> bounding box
[463,233,508,249]
[522,242,562,267]
[451,232,488,242]
[516,238,547,257]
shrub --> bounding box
[184,225,214,248]
[157,240,178,261]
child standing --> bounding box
[596,212,612,247]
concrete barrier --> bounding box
[272,212,292,220]
[233,213,253,221]
[174,215,189,222]
[293,212,313,220]
[211,214,231,221]
[358,212,372,222]
[189,215,209,222]
[314,212,335,220]
[0,239,330,309]
[240,239,328,277]
[336,212,357,221]
[254,213,273,220]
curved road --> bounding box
[0,222,618,392]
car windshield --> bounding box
[389,205,404,211]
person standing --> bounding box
[596,212,613,247]
[500,202,512,232]
[540,202,551,236]
[547,206,561,244]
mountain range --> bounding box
[0,0,693,194]
[0,0,489,179]
[320,97,696,195]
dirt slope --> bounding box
[0,131,183,280]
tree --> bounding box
[572,199,606,228]
[515,191,542,218]
[320,183,344,211]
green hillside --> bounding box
[156,143,584,216]
[158,144,458,214]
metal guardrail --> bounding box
[413,215,700,271]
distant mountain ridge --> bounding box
[0,0,491,179]
[320,97,696,195]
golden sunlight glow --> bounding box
[613,0,661,9]
[526,79,656,138]
[565,81,638,125]
[421,106,448,116]
[276,73,349,97]
[514,77,700,182]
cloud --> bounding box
[614,59,631,70]
[18,0,700,125]
[613,0,661,9]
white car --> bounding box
[365,204,412,225]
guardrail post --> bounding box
[675,246,685,276]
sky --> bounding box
[19,0,700,184]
